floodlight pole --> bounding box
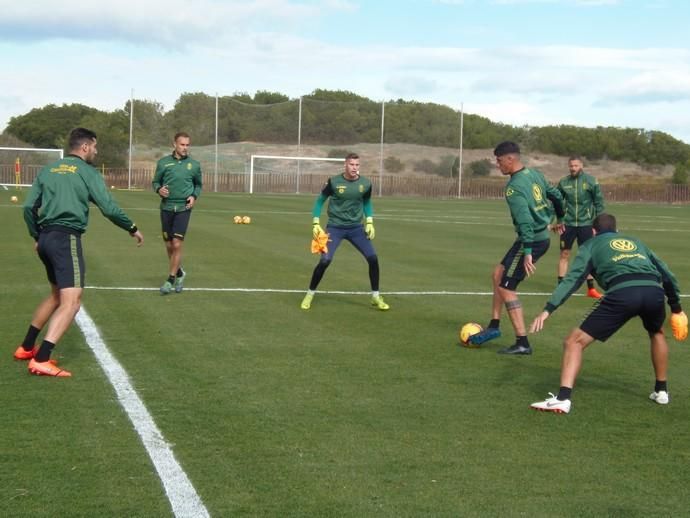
[379,101,385,197]
[296,97,302,194]
[128,88,134,190]
[458,103,464,199]
[214,93,219,193]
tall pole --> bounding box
[379,101,385,197]
[296,97,302,194]
[214,93,219,193]
[128,88,134,190]
[458,103,464,199]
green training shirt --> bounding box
[312,174,373,227]
[23,155,137,240]
[544,230,682,313]
[152,153,203,212]
[557,171,604,227]
[505,167,564,254]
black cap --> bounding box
[493,141,520,157]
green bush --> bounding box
[383,155,405,173]
[467,158,492,177]
[671,160,689,184]
[327,148,356,159]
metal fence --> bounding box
[3,163,689,202]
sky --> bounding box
[2,0,690,143]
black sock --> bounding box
[35,340,56,363]
[557,276,564,284]
[655,380,668,393]
[587,279,595,289]
[22,325,41,350]
[167,275,175,284]
[176,268,184,277]
[557,386,572,401]
[489,319,500,329]
[516,335,529,347]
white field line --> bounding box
[84,286,690,298]
[75,307,210,518]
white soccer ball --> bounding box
[10,195,18,203]
[242,216,251,224]
[233,215,242,224]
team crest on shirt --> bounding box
[359,185,364,193]
[506,187,514,197]
[187,163,192,170]
[532,184,543,202]
[610,239,637,252]
[337,185,347,194]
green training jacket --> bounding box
[23,155,137,240]
[311,174,373,227]
[557,171,604,227]
[544,230,682,313]
[505,167,564,255]
[152,153,203,212]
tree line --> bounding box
[3,89,690,174]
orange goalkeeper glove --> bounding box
[311,229,329,254]
[670,311,688,341]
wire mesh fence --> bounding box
[2,94,689,202]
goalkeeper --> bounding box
[529,213,686,414]
[300,153,389,311]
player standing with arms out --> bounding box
[15,128,144,377]
[556,156,605,298]
[529,213,687,414]
[468,141,564,355]
[300,153,389,311]
[152,132,202,295]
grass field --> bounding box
[1,190,689,517]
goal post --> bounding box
[0,147,64,189]
[249,155,345,194]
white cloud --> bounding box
[1,1,689,143]
[0,1,349,48]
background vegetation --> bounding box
[3,90,689,182]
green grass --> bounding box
[1,190,690,517]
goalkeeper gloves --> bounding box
[670,311,688,341]
[365,217,375,240]
[311,231,329,254]
[312,217,324,239]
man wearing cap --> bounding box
[467,141,564,355]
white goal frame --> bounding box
[0,147,64,189]
[249,155,345,194]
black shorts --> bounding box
[160,210,192,241]
[560,225,593,250]
[37,228,85,289]
[580,285,666,342]
[499,238,550,291]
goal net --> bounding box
[0,147,64,189]
[249,155,345,194]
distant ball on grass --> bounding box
[111,185,115,190]
[242,216,251,224]
[11,195,18,203]
[233,215,242,224]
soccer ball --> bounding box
[459,322,483,346]
[242,216,251,224]
[10,195,18,203]
[233,215,242,224]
